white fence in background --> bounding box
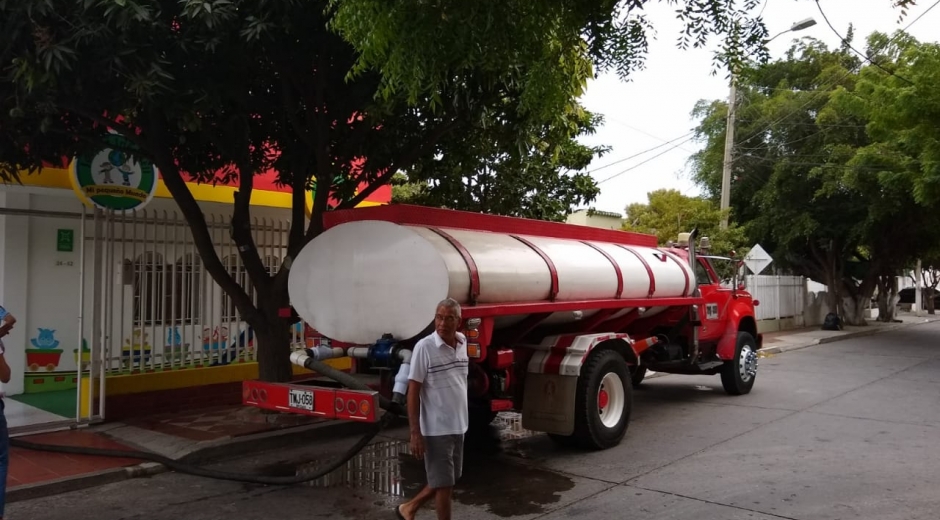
[88,209,310,375]
[745,275,806,325]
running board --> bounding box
[644,359,726,375]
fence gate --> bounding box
[78,207,106,424]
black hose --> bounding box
[9,355,407,486]
[9,410,398,485]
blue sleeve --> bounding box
[0,306,8,320]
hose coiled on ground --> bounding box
[9,357,406,486]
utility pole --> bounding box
[719,78,736,231]
[718,17,817,231]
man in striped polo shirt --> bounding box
[396,298,469,520]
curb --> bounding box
[759,318,937,356]
[6,462,166,504]
[7,414,396,503]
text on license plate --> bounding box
[288,388,314,411]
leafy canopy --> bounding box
[392,104,607,222]
[687,28,940,322]
[622,188,747,257]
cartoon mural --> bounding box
[98,150,135,186]
[26,328,64,372]
[74,338,91,371]
[163,327,190,367]
[24,328,80,394]
[202,326,229,365]
[121,328,153,370]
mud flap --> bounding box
[521,373,578,436]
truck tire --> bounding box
[630,365,647,388]
[570,349,632,450]
[720,332,758,395]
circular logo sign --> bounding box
[69,135,159,211]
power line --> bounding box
[586,130,695,174]
[730,1,935,154]
[604,117,697,154]
[815,0,915,85]
[597,136,696,184]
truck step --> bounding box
[696,361,724,371]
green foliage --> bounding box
[328,0,774,122]
[622,189,747,257]
[391,105,606,222]
[687,29,940,322]
[837,33,940,206]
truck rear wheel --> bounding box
[568,349,632,450]
[630,365,647,388]
[720,332,758,395]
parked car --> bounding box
[897,287,940,306]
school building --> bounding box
[0,144,389,434]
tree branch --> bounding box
[305,173,333,241]
[285,162,309,261]
[339,118,459,210]
[230,134,272,294]
[60,103,152,154]
[279,71,315,148]
[156,160,262,324]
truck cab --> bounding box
[634,234,761,394]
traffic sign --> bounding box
[744,243,773,275]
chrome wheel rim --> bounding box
[739,344,758,382]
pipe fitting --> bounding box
[347,346,371,359]
[289,346,344,367]
[392,362,411,404]
[289,350,310,367]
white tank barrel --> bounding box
[288,220,693,345]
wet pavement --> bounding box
[9,321,940,520]
[249,412,578,517]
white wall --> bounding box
[0,187,298,393]
[0,191,32,395]
[26,194,86,376]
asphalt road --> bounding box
[11,321,940,520]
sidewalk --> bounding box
[8,312,940,503]
[758,312,940,356]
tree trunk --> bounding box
[875,275,899,322]
[824,273,841,317]
[252,282,294,383]
[842,295,870,326]
[255,320,294,383]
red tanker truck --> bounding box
[243,205,761,450]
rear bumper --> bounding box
[242,378,381,423]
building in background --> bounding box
[566,208,625,230]
[0,150,390,433]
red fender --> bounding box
[716,299,759,360]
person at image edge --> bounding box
[0,305,17,520]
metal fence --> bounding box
[745,275,806,324]
[90,209,310,374]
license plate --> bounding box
[288,388,314,411]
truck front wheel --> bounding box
[569,349,632,450]
[720,332,758,395]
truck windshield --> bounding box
[702,257,741,289]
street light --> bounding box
[718,17,817,230]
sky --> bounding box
[576,0,940,216]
